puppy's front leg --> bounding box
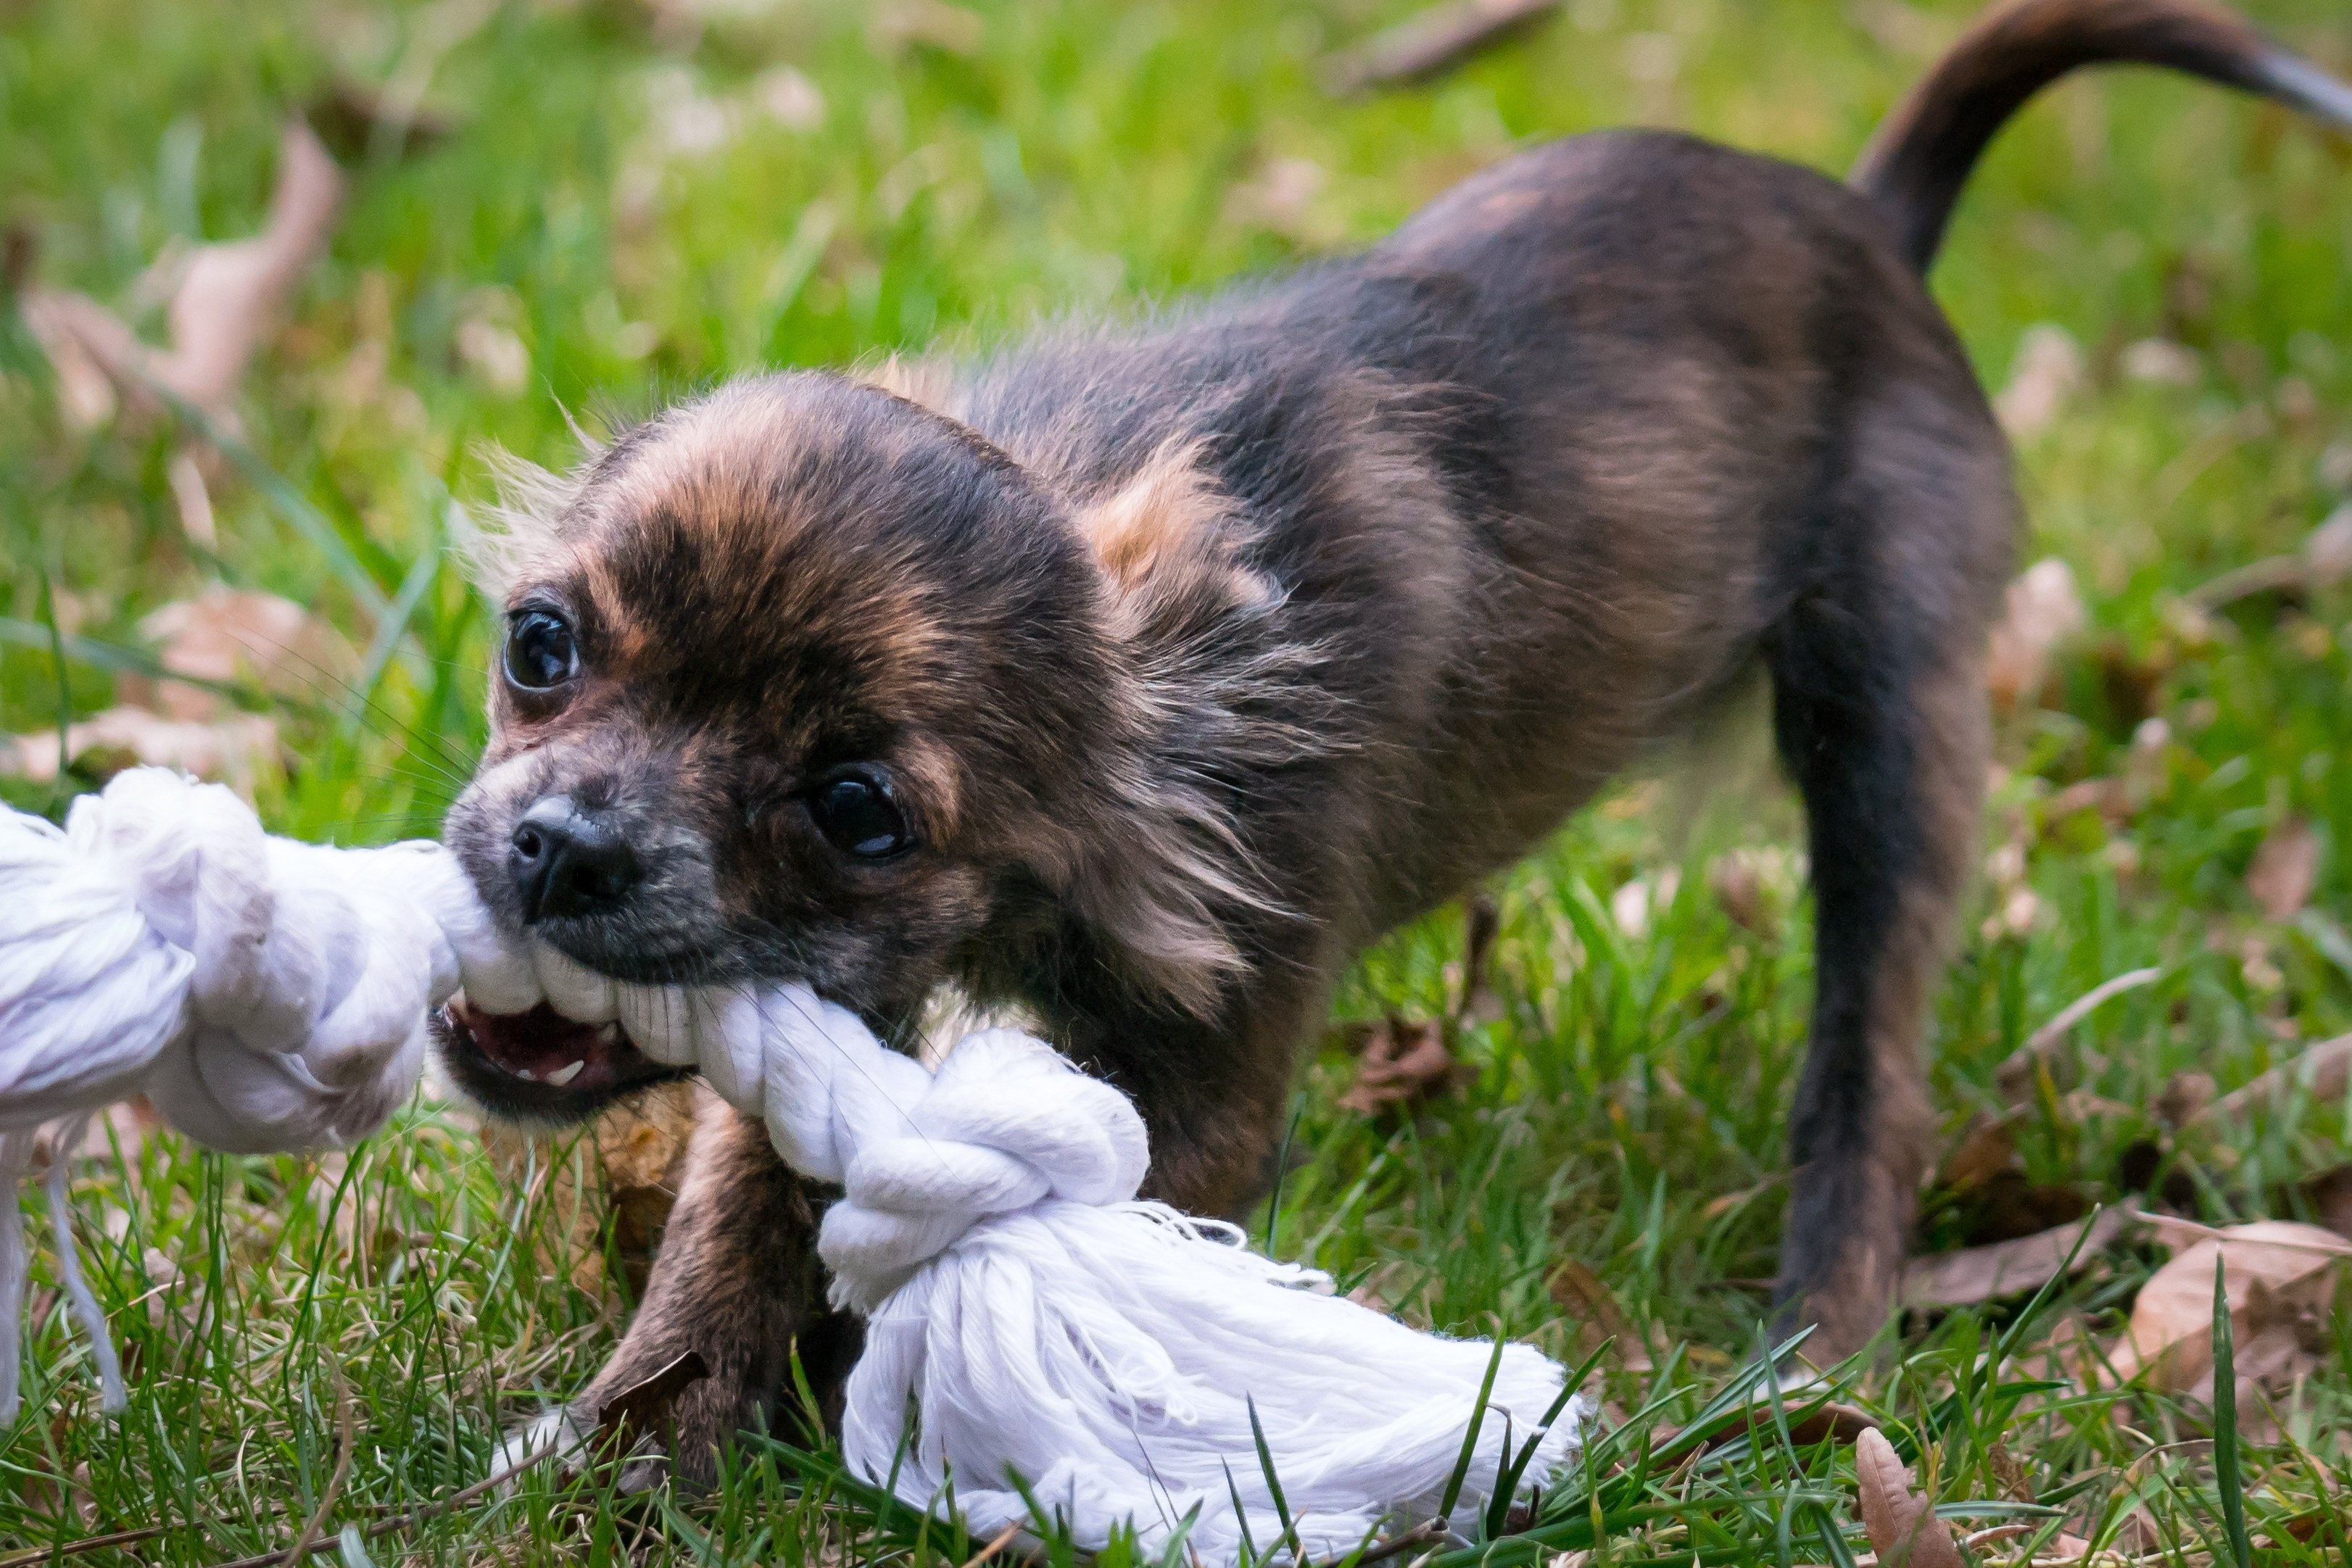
[558,1095,858,1487]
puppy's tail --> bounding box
[1853,0,2352,271]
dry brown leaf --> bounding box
[1986,557,2086,711]
[2196,1032,2352,1124]
[1322,0,1561,94]
[18,290,123,429]
[1937,1113,2017,1192]
[2103,1216,2350,1390]
[153,122,342,414]
[2246,816,2319,923]
[481,1079,700,1295]
[124,583,357,721]
[19,121,341,428]
[1897,1208,2129,1310]
[871,0,983,54]
[1225,158,1338,247]
[1546,1258,1651,1371]
[1335,1016,1463,1115]
[7,706,281,797]
[1993,324,2082,439]
[1853,1428,1966,1568]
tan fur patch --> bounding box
[1075,440,1270,618]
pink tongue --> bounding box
[450,1000,610,1075]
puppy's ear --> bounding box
[1052,441,1306,1016]
[457,442,592,598]
[1072,440,1274,626]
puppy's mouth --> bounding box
[435,996,682,1122]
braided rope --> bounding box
[1,768,1581,1559]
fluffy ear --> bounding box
[455,441,592,598]
[1051,441,1322,1016]
[1073,440,1275,624]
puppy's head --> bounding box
[437,372,1287,1123]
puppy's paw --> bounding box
[493,1403,668,1496]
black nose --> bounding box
[508,795,641,923]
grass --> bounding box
[4,0,2352,1559]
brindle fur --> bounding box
[436,0,2352,1483]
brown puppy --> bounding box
[435,0,2352,1481]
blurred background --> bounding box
[3,0,2351,1558]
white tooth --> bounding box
[513,1067,538,1082]
[534,943,619,1023]
[597,1022,622,1045]
[544,1060,586,1087]
[616,982,697,1066]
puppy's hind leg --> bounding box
[1763,415,2005,1362]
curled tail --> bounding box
[1852,0,2352,270]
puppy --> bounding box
[435,0,2352,1481]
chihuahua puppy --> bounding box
[435,0,2352,1480]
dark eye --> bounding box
[505,610,578,691]
[807,766,912,860]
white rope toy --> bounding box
[2,767,1581,1560]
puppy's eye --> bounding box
[505,610,578,691]
[807,766,912,860]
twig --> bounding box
[958,1520,1024,1568]
[1322,0,1560,94]
[201,1437,566,1568]
[0,1525,175,1568]
[1317,1518,1444,1568]
[1994,967,2162,1104]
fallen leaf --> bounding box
[2121,337,2200,386]
[1937,1113,2017,1192]
[2307,502,2352,585]
[1225,157,1337,246]
[1321,0,1561,94]
[1897,1208,2129,1310]
[1547,1258,1651,1371]
[2103,1215,2350,1390]
[871,0,983,55]
[1335,1015,1463,1115]
[750,65,826,131]
[2196,1032,2352,1124]
[2152,1069,2215,1129]
[1709,847,1797,936]
[2246,816,2319,923]
[1853,1427,1966,1568]
[146,121,344,415]
[127,583,356,721]
[592,1349,711,1453]
[1993,323,2082,439]
[481,1079,700,1295]
[7,707,281,797]
[1985,557,2086,711]
[20,121,340,428]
